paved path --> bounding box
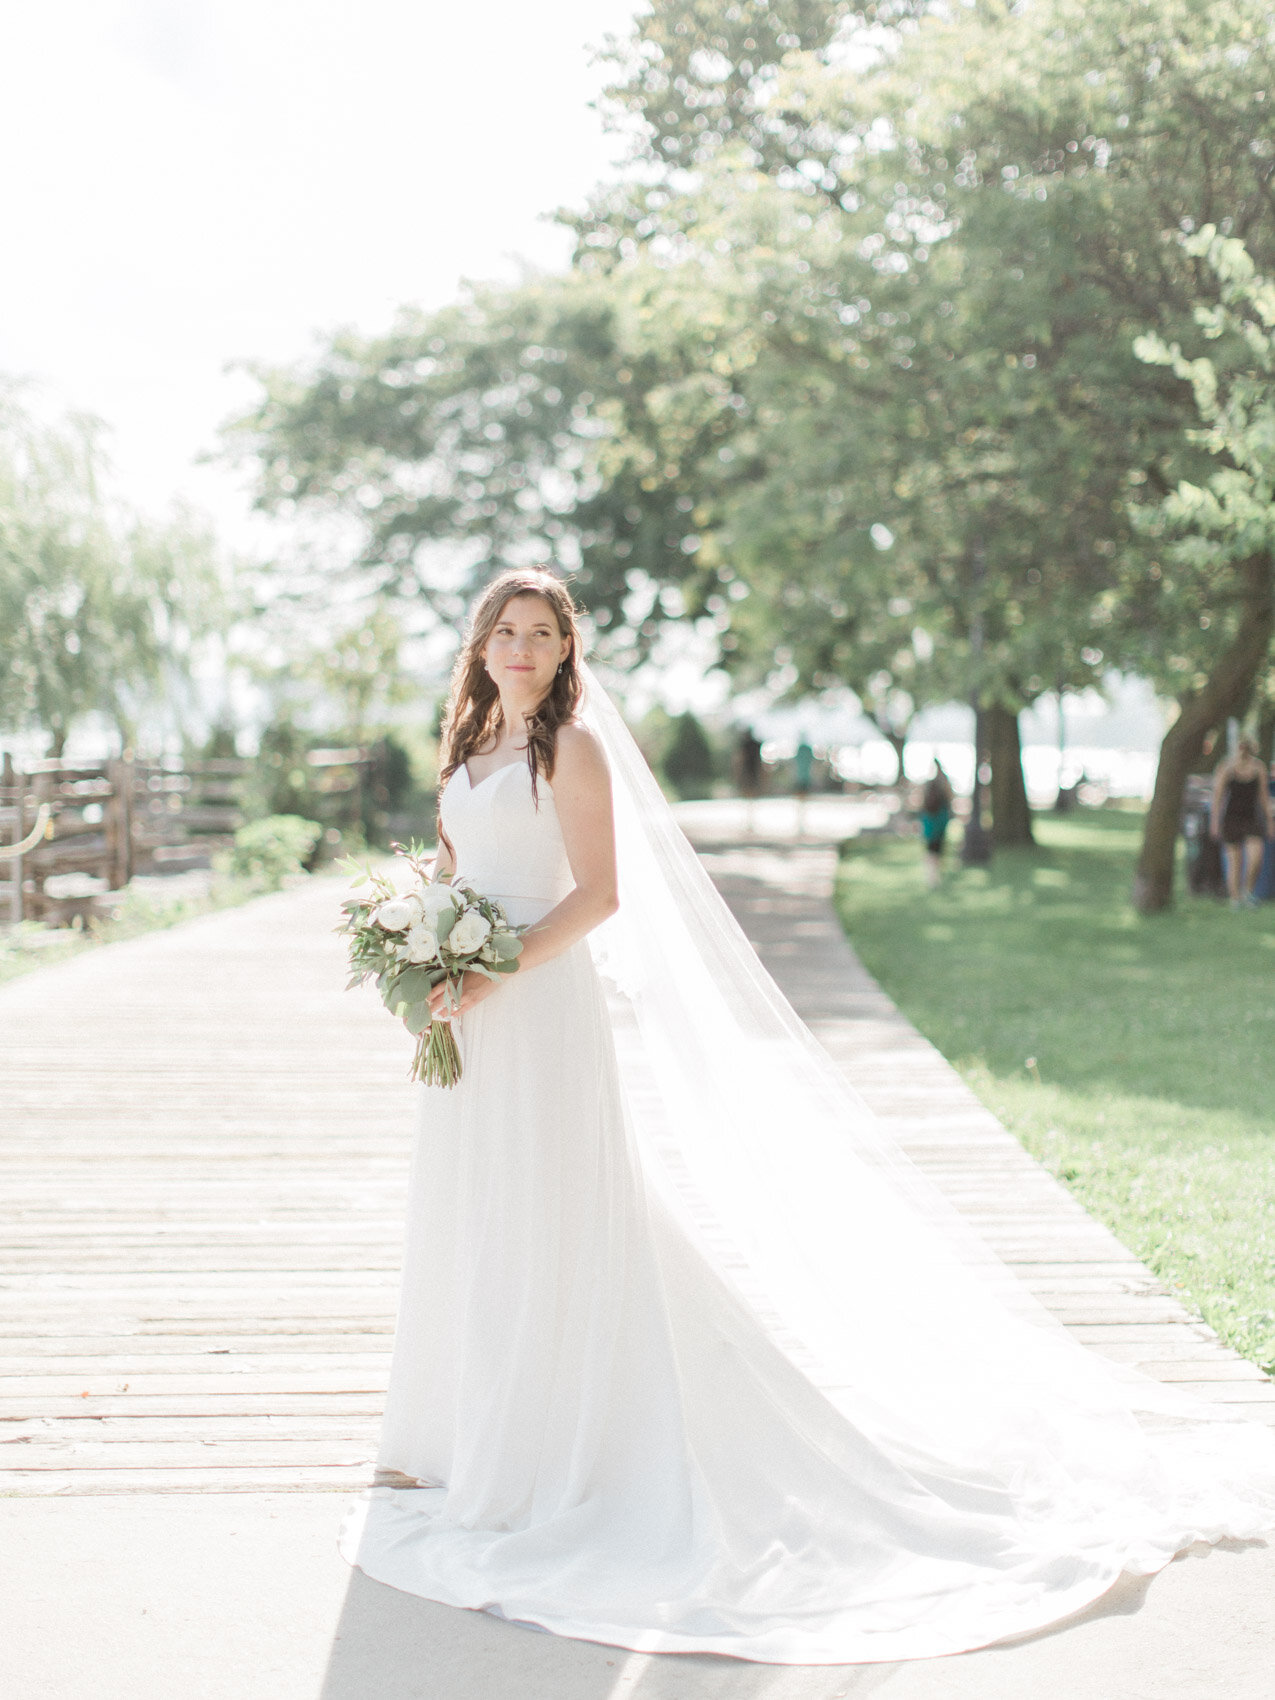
[2,837,1273,1698]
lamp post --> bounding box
[961,542,993,866]
[961,702,993,865]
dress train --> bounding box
[338,746,1275,1664]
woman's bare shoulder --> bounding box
[554,720,609,783]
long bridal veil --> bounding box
[578,663,1275,1551]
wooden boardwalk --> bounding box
[0,880,415,1495]
[1,841,1270,1499]
[706,843,1275,1423]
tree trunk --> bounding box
[1133,553,1275,914]
[987,703,1034,846]
[869,715,908,785]
[1258,703,1275,767]
[1052,685,1072,812]
[887,730,907,785]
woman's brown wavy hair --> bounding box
[438,569,585,820]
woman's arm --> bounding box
[1259,766,1274,836]
[432,827,456,880]
[427,724,618,1018]
[1211,762,1231,840]
[513,724,618,969]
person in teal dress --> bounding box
[919,762,953,888]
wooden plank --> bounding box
[1086,1339,1268,1366]
[1168,1381,1275,1404]
[4,1371,390,1396]
[1,1440,376,1468]
[1070,1322,1224,1343]
[0,1467,376,1496]
[0,1394,387,1417]
[0,1330,394,1351]
[0,1416,382,1443]
[1131,1359,1273,1383]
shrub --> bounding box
[239,721,318,822]
[663,712,716,800]
[228,815,324,889]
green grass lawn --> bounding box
[835,809,1275,1376]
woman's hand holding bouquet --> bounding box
[339,843,525,1087]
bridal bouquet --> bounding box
[338,843,526,1087]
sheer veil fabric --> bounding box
[338,663,1275,1665]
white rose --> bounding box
[403,920,440,963]
[420,882,459,921]
[448,909,491,955]
[374,897,416,932]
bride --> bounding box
[339,567,1275,1664]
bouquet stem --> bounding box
[411,1019,463,1088]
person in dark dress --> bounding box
[1211,738,1273,907]
[919,763,954,889]
[736,727,764,797]
[734,727,764,835]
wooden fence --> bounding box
[0,748,372,927]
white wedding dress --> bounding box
[339,685,1275,1664]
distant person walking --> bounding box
[793,734,815,837]
[734,727,764,834]
[919,763,954,889]
[1211,738,1272,908]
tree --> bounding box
[0,405,106,753]
[0,393,226,755]
[595,0,1275,851]
[1128,229,1275,911]
[663,710,717,797]
[232,0,1275,875]
[224,272,745,658]
[857,0,1275,851]
[593,155,1130,837]
[599,0,859,181]
[588,8,1109,839]
[247,602,414,744]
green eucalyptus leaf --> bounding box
[394,1000,434,1036]
[388,966,437,1005]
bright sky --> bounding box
[0,0,642,538]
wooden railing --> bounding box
[0,748,373,926]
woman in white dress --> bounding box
[339,568,1275,1664]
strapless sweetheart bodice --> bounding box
[440,761,574,911]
